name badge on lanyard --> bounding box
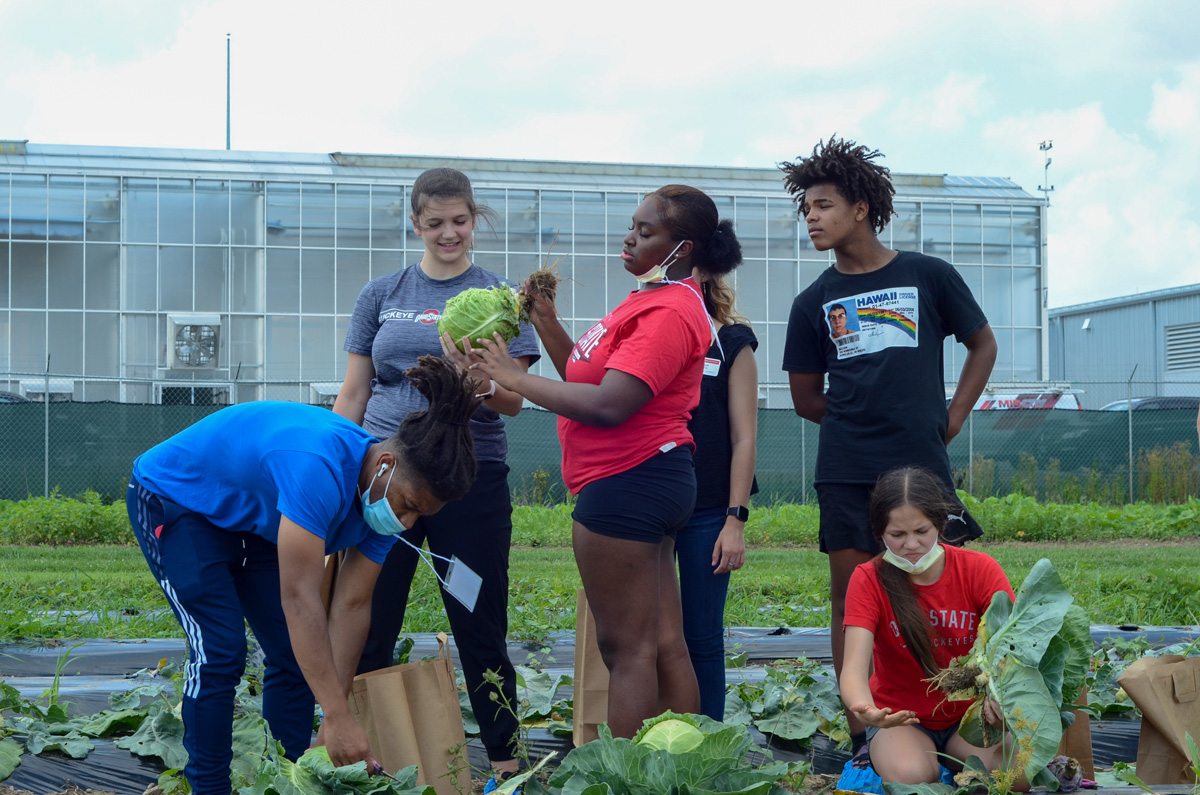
[703,357,721,377]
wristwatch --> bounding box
[726,505,749,522]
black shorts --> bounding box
[866,720,962,760]
[572,446,696,543]
[816,481,983,554]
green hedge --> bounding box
[2,492,1198,547]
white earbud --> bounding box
[380,462,389,472]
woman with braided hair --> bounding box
[127,355,479,795]
[470,184,744,737]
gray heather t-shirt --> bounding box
[343,263,541,463]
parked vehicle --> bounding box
[1099,396,1200,411]
[948,386,1085,411]
[0,390,30,404]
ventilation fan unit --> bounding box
[168,315,221,370]
[309,382,342,408]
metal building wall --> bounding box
[1049,286,1200,407]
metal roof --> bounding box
[0,141,1041,202]
[1050,282,1200,316]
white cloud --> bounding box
[891,73,990,134]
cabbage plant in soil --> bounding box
[928,558,1092,789]
[530,711,809,795]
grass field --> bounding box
[1,540,1197,643]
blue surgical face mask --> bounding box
[361,463,410,537]
[634,239,687,284]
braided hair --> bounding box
[778,136,895,234]
[382,355,481,503]
[867,466,962,677]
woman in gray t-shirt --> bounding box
[333,168,539,788]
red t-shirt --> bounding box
[558,279,710,494]
[843,544,1014,729]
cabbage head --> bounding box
[438,286,523,353]
[635,716,704,753]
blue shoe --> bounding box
[484,772,520,794]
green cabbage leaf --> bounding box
[437,286,523,353]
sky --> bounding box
[2,0,1198,309]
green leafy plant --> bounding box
[537,710,809,795]
[930,559,1092,788]
[438,286,524,353]
[724,658,843,745]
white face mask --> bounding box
[882,541,944,575]
[634,239,687,284]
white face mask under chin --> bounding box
[882,542,944,575]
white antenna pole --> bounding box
[1038,140,1054,206]
[226,34,231,150]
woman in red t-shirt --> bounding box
[471,185,743,737]
[841,466,1021,785]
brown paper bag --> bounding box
[1117,654,1200,785]
[348,632,470,795]
[572,588,610,746]
[1056,686,1094,779]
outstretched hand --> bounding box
[439,332,489,390]
[849,703,920,729]
[468,332,525,391]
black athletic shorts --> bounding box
[816,480,982,554]
[572,446,696,543]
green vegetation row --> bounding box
[1,541,1198,643]
[2,490,1199,547]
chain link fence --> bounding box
[2,374,1197,505]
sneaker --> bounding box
[484,771,520,795]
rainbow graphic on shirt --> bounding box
[856,306,917,339]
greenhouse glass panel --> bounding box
[48,176,85,242]
[11,310,47,371]
[125,245,157,311]
[891,202,920,250]
[336,184,371,249]
[47,243,83,309]
[266,248,300,313]
[952,204,981,264]
[11,241,46,308]
[265,315,300,380]
[300,315,336,381]
[922,205,951,259]
[11,174,47,240]
[231,181,264,247]
[195,180,230,245]
[265,183,301,247]
[1013,267,1040,327]
[541,191,572,257]
[735,196,766,260]
[370,185,405,250]
[983,266,1012,326]
[48,311,83,374]
[84,312,119,376]
[574,192,606,255]
[573,255,608,319]
[158,179,194,245]
[85,243,119,311]
[231,247,264,313]
[506,190,538,253]
[335,248,370,315]
[1013,328,1039,381]
[195,247,228,313]
[302,183,336,248]
[301,248,335,314]
[159,246,194,311]
[85,177,121,242]
[767,197,797,259]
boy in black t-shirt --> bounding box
[779,138,998,758]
